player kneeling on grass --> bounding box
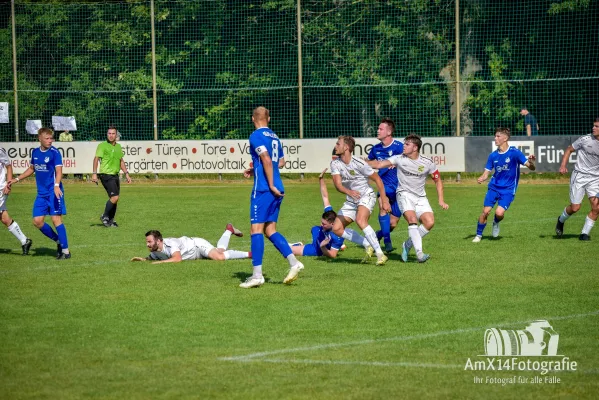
[290,169,346,258]
[555,118,599,241]
[473,127,536,243]
[367,134,448,263]
[131,224,250,264]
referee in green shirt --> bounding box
[91,126,131,227]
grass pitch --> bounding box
[0,180,598,399]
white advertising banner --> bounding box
[0,137,465,174]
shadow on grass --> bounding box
[0,248,15,255]
[540,233,581,240]
[31,247,57,257]
[232,271,272,284]
[463,234,504,241]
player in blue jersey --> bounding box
[473,127,536,242]
[8,128,71,259]
[367,118,404,252]
[239,107,303,288]
[290,169,346,258]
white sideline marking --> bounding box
[240,358,463,369]
[219,310,599,362]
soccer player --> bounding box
[472,127,536,243]
[130,224,249,263]
[330,135,390,266]
[92,126,131,227]
[8,128,71,259]
[240,106,303,288]
[1,147,32,255]
[367,134,448,263]
[367,118,404,252]
[555,118,599,240]
[290,169,346,258]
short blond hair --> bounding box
[38,127,54,137]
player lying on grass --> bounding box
[289,168,348,258]
[130,224,250,264]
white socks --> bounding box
[559,208,571,223]
[217,230,232,250]
[8,221,27,245]
[342,228,370,248]
[406,225,430,250]
[582,216,595,235]
[408,225,423,255]
[287,254,299,267]
[362,225,383,256]
[224,250,250,260]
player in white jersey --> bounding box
[130,224,250,263]
[330,136,390,265]
[0,147,32,255]
[367,134,449,263]
[555,118,599,241]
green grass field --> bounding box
[1,180,598,399]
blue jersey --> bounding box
[31,146,63,197]
[312,226,345,251]
[249,127,285,193]
[485,146,528,194]
[367,140,403,194]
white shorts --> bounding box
[569,171,599,204]
[337,191,377,221]
[0,192,6,212]
[192,238,215,259]
[397,191,433,219]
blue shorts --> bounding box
[379,192,402,218]
[483,189,515,211]
[33,194,66,217]
[303,226,324,256]
[250,190,283,224]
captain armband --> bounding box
[431,170,441,182]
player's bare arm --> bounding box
[259,152,283,197]
[120,159,132,183]
[319,168,332,208]
[431,170,449,210]
[319,238,339,258]
[151,251,183,264]
[369,172,391,212]
[332,174,360,201]
[92,156,100,183]
[559,145,575,174]
[130,256,149,262]
[3,164,13,195]
[8,165,34,186]
[525,155,536,171]
[477,170,490,184]
[54,166,63,199]
[365,159,393,170]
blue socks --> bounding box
[379,214,391,245]
[39,223,59,242]
[251,233,265,267]
[476,222,487,237]
[55,224,69,250]
[268,232,292,258]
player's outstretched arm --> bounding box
[432,171,449,210]
[130,256,149,262]
[365,159,392,170]
[559,145,575,174]
[151,251,183,264]
[8,165,34,186]
[319,168,332,209]
[524,154,536,171]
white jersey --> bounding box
[389,154,437,197]
[572,134,599,177]
[330,156,376,201]
[149,237,202,261]
[0,148,9,190]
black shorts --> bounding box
[99,174,120,197]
